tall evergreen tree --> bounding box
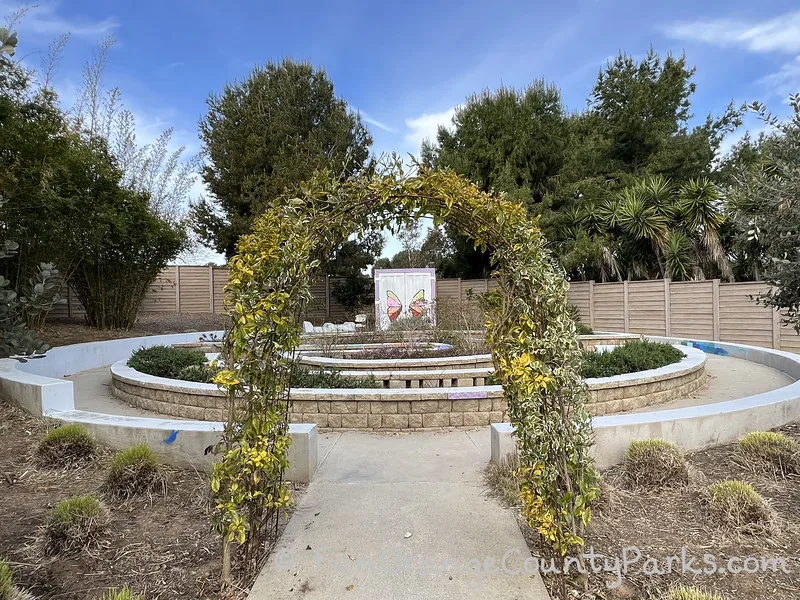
[192,59,372,257]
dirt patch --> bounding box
[0,401,298,599]
[489,423,800,599]
[39,313,226,348]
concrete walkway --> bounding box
[630,354,794,413]
[248,430,550,599]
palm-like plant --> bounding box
[589,175,731,281]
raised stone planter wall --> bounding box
[110,345,706,427]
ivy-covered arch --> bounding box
[212,164,597,576]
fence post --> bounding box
[712,279,720,341]
[325,275,331,320]
[664,278,671,336]
[209,266,215,313]
[623,280,630,333]
[772,307,782,350]
[175,265,181,313]
[588,281,595,329]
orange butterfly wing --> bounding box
[409,289,425,318]
[386,290,402,322]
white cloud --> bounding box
[663,10,800,53]
[2,1,118,39]
[759,56,800,98]
[403,107,457,152]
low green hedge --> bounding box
[289,366,381,389]
[581,340,684,378]
[127,345,207,379]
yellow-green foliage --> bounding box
[668,585,724,600]
[739,431,800,474]
[624,439,688,488]
[0,560,11,600]
[44,495,109,555]
[705,480,773,529]
[215,164,596,566]
[37,423,96,467]
[94,587,143,600]
[104,444,163,500]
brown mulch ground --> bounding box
[0,400,299,600]
[39,313,226,348]
[489,423,800,600]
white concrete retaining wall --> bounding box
[491,336,800,470]
[0,331,318,482]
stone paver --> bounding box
[248,430,550,599]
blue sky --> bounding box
[5,0,800,262]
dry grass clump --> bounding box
[0,561,11,600]
[738,431,800,475]
[624,439,689,488]
[0,560,35,600]
[667,585,725,600]
[103,444,165,501]
[36,423,96,468]
[704,480,774,531]
[484,453,521,507]
[42,495,110,555]
[94,587,143,600]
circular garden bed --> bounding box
[110,336,707,427]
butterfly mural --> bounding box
[386,289,426,321]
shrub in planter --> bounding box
[667,585,724,600]
[37,424,96,467]
[127,345,206,379]
[104,444,165,500]
[94,587,143,600]
[289,366,381,389]
[624,439,689,488]
[704,480,774,530]
[738,431,800,475]
[177,363,219,383]
[581,340,684,378]
[43,495,110,555]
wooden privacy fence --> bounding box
[568,279,800,354]
[50,267,800,353]
[49,266,499,324]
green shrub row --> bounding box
[127,345,207,379]
[289,366,382,389]
[581,339,684,378]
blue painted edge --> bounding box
[681,340,729,356]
